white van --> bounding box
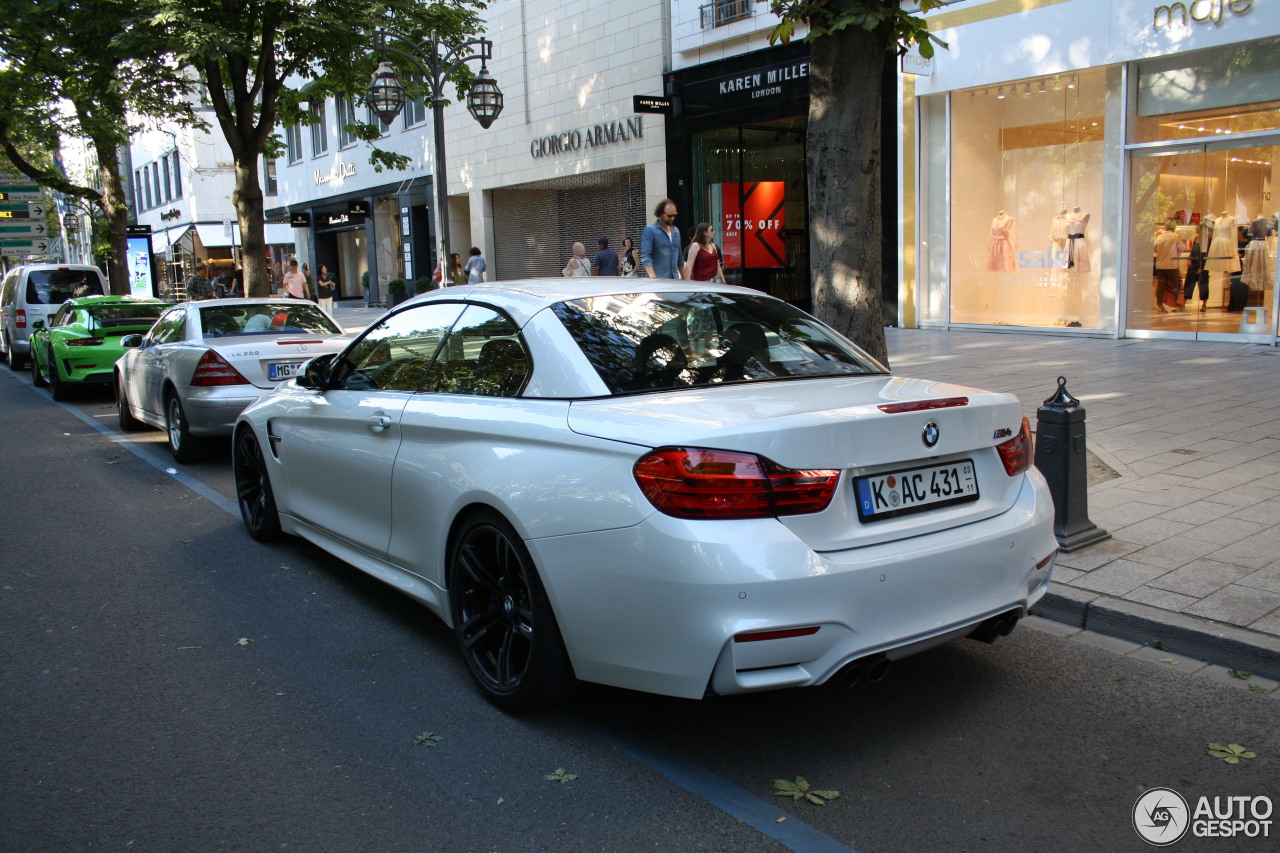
[0,264,108,369]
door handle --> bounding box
[364,414,392,432]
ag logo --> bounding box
[1134,787,1189,845]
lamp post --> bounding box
[368,29,502,287]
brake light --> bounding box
[65,337,104,347]
[633,447,840,520]
[190,349,249,386]
[878,397,969,414]
[15,309,25,329]
[997,417,1033,476]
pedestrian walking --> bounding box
[685,222,726,283]
[619,237,639,277]
[465,247,487,284]
[563,242,591,277]
[450,253,467,287]
[302,263,316,301]
[282,259,310,300]
[641,198,685,279]
[316,264,337,314]
[592,238,619,276]
[186,263,214,300]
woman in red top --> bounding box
[685,222,725,283]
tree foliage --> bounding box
[141,0,489,296]
[0,0,195,291]
[767,0,947,364]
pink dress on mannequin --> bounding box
[987,212,1018,271]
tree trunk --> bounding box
[94,145,130,296]
[806,19,893,366]
[233,159,270,298]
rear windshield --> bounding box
[25,270,105,304]
[199,303,342,338]
[87,304,170,328]
[551,291,887,395]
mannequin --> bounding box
[988,210,1018,271]
[1153,224,1182,313]
[1204,210,1240,307]
[1049,207,1071,252]
[1066,207,1091,272]
[1241,214,1273,291]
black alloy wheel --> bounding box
[116,373,146,431]
[233,427,281,542]
[449,511,574,711]
[165,393,202,463]
[48,357,70,401]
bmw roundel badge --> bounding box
[922,421,940,448]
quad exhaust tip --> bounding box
[832,653,891,689]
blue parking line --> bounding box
[580,716,858,853]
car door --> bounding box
[127,307,188,421]
[277,301,466,556]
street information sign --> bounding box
[0,221,48,237]
[0,202,47,220]
[0,238,51,254]
[0,185,43,202]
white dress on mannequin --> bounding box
[1066,209,1091,272]
[1204,214,1240,273]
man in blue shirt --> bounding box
[641,198,685,279]
[592,238,619,276]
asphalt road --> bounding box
[2,372,1278,853]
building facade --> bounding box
[906,0,1280,344]
[269,0,671,301]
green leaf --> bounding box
[545,767,578,783]
[1249,685,1268,694]
[1207,742,1256,763]
[1228,669,1252,680]
[773,776,839,805]
[412,732,443,747]
[1160,658,1179,664]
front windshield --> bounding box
[552,291,887,395]
[199,303,341,338]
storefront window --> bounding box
[1132,37,1280,144]
[1126,143,1278,338]
[690,121,809,307]
[944,70,1110,329]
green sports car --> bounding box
[30,295,173,400]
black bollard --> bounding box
[1034,376,1110,552]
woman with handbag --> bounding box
[619,237,639,277]
[685,222,725,282]
[563,242,591,277]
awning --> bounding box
[192,223,296,248]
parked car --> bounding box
[0,264,108,369]
[232,280,1058,711]
[116,298,351,462]
[29,296,173,400]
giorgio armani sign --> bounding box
[530,117,644,159]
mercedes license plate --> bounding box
[854,459,978,521]
[268,361,303,381]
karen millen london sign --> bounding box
[530,117,643,159]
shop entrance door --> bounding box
[1126,140,1278,342]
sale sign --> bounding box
[720,182,786,269]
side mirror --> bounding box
[295,352,336,389]
[30,320,45,331]
[120,334,144,349]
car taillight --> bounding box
[633,447,840,520]
[65,337,104,346]
[190,350,249,386]
[997,417,1033,476]
[15,310,25,329]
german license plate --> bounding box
[854,459,978,521]
[268,361,303,381]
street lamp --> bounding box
[368,29,503,287]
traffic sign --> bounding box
[0,185,43,202]
[0,238,51,253]
[0,202,46,219]
[0,221,48,237]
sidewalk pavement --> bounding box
[331,300,1280,679]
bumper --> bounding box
[526,471,1057,700]
[183,389,262,436]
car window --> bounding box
[199,302,341,338]
[24,270,105,304]
[422,305,529,397]
[87,303,169,328]
[551,291,887,395]
[148,310,187,345]
[334,303,466,392]
[52,306,75,327]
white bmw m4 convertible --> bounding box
[232,280,1057,710]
